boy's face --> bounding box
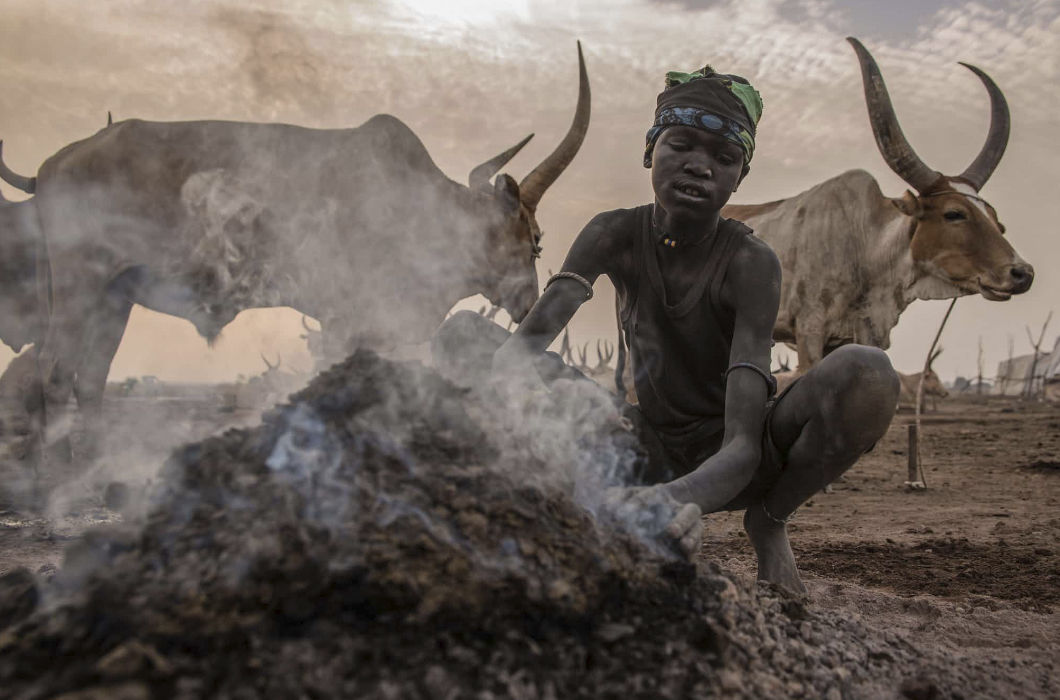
[650,126,748,221]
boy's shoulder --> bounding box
[723,217,781,281]
[572,204,651,258]
[565,205,652,281]
[585,204,651,235]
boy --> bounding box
[487,66,900,594]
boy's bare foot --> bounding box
[743,503,807,595]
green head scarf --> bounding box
[644,66,764,167]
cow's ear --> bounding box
[494,174,520,213]
[892,190,921,217]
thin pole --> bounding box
[1024,311,1052,399]
[977,337,984,395]
[907,424,919,485]
[914,298,957,487]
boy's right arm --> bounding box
[492,211,618,375]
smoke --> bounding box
[42,373,310,523]
[428,310,683,555]
[210,7,342,122]
[0,35,594,592]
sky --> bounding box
[0,0,1057,383]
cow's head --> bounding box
[467,42,590,323]
[0,194,41,354]
[850,37,1033,301]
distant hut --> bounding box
[994,351,1050,397]
[1043,337,1060,401]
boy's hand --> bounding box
[602,486,703,560]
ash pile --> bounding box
[0,350,985,699]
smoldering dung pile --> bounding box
[0,352,1016,699]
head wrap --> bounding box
[644,66,763,167]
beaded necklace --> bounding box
[651,205,713,248]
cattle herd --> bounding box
[0,38,1035,495]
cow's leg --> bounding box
[794,328,825,373]
[73,300,134,466]
[21,357,76,510]
[26,288,98,486]
[743,345,899,593]
[0,357,39,508]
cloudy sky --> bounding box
[0,0,1057,383]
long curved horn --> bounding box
[847,37,940,194]
[957,62,1010,191]
[518,41,591,212]
[468,133,534,189]
[0,141,36,194]
[261,352,276,370]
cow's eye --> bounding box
[943,210,965,221]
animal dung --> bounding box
[0,351,1018,698]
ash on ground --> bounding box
[0,351,1033,698]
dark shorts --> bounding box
[626,377,801,510]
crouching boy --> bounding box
[491,65,899,593]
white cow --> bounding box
[723,39,1033,372]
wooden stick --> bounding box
[912,298,957,489]
[906,424,922,488]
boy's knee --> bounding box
[823,345,899,403]
[811,345,897,452]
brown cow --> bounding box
[1,45,591,466]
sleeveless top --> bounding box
[617,204,752,472]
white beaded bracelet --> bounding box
[544,272,594,300]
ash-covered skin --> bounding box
[494,68,900,595]
[0,351,1015,699]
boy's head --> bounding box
[643,66,763,172]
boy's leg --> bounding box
[745,344,899,593]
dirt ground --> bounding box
[0,387,1057,697]
[0,394,266,575]
[705,396,1060,690]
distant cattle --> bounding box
[569,338,618,393]
[897,349,948,411]
[220,353,306,410]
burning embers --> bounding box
[0,351,690,694]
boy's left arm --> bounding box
[666,240,782,512]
